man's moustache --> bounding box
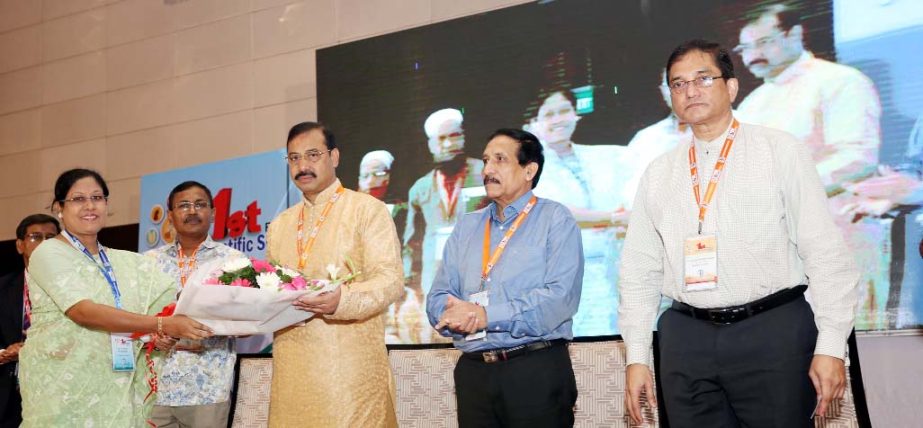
[184,215,202,224]
[295,171,316,180]
[483,177,500,185]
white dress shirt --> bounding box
[618,121,859,367]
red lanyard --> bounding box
[688,119,739,234]
[481,196,538,283]
[22,271,31,336]
[296,185,345,271]
[435,168,466,221]
[177,246,198,287]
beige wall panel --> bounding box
[0,0,42,33]
[336,0,430,42]
[106,126,176,181]
[41,94,107,148]
[173,63,253,123]
[104,177,142,227]
[253,49,314,108]
[106,79,176,135]
[0,191,54,241]
[41,8,106,62]
[105,0,172,47]
[105,34,174,91]
[0,67,42,116]
[251,0,299,12]
[41,51,106,104]
[39,138,107,192]
[43,0,108,21]
[430,0,530,23]
[0,150,41,198]
[251,98,316,154]
[173,0,249,30]
[251,1,337,59]
[175,14,252,76]
[0,108,41,156]
[172,110,253,168]
[0,26,42,74]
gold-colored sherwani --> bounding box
[266,179,402,428]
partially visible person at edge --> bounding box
[0,214,60,427]
[19,168,212,427]
[619,40,858,427]
[266,122,403,427]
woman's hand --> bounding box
[161,315,213,340]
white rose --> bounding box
[279,267,300,278]
[256,272,282,291]
[222,257,251,272]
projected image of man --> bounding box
[358,150,428,344]
[403,108,485,343]
[734,3,889,328]
[626,70,692,169]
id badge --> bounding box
[465,290,489,341]
[110,333,136,372]
[684,234,718,291]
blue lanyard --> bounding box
[62,230,122,309]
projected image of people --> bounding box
[732,3,890,328]
[527,89,638,336]
[402,108,484,342]
[626,69,692,169]
[316,0,923,341]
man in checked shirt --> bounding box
[619,39,859,427]
[146,181,244,428]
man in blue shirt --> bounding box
[427,128,584,427]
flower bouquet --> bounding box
[173,256,359,335]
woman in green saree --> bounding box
[19,169,213,427]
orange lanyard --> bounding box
[481,196,538,284]
[296,185,345,271]
[177,246,198,287]
[688,119,739,234]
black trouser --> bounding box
[658,296,818,428]
[0,382,21,428]
[454,343,577,428]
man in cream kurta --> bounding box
[267,122,403,427]
[734,3,888,328]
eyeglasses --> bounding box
[732,32,785,54]
[25,232,57,243]
[60,195,108,205]
[286,150,332,165]
[667,76,725,94]
[174,201,211,212]
[359,170,390,180]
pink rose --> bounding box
[204,276,221,285]
[251,258,275,273]
[230,278,252,287]
[290,276,307,291]
[280,282,297,291]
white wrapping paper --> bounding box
[174,258,337,335]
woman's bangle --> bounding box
[157,316,164,336]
